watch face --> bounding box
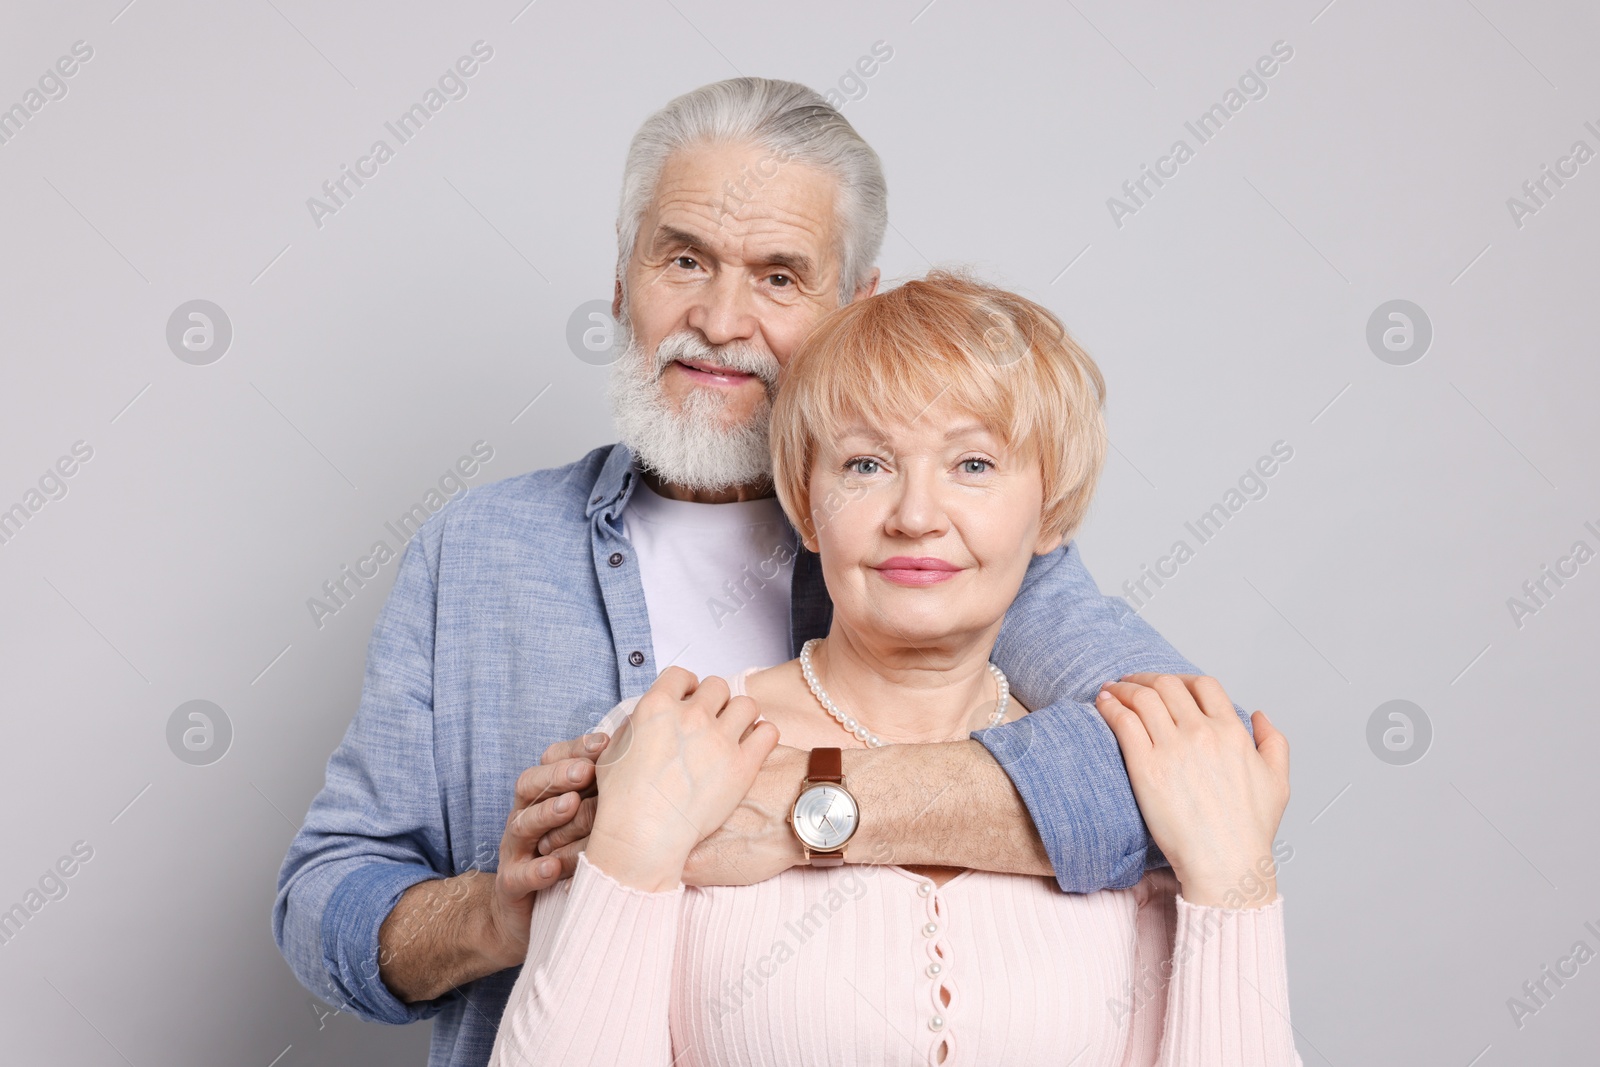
[792,783,858,851]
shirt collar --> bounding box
[585,443,641,521]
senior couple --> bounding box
[275,77,1301,1066]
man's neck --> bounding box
[641,468,776,504]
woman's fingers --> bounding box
[1250,710,1291,781]
[1099,680,1177,743]
[1117,673,1207,728]
[718,694,762,734]
[735,720,781,776]
[1182,675,1239,723]
[1095,687,1154,760]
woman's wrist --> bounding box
[587,805,694,892]
[1170,842,1283,909]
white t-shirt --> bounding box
[620,480,798,681]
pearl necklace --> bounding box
[798,638,1011,748]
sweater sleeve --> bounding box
[1118,868,1302,1067]
[488,851,683,1067]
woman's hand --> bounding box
[586,667,780,892]
[1095,674,1290,908]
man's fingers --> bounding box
[540,732,610,767]
[498,853,567,899]
[546,837,588,879]
[538,796,596,855]
[514,757,596,807]
[509,789,586,847]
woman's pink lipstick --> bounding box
[872,556,963,586]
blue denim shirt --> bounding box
[273,443,1239,1067]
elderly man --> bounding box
[274,77,1248,1067]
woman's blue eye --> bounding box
[960,458,992,474]
[847,458,880,475]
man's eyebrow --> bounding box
[650,225,814,278]
[761,250,815,278]
[651,225,713,255]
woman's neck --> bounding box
[807,625,1005,745]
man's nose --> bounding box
[685,273,759,348]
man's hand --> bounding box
[485,733,610,965]
[377,730,609,1003]
[681,742,808,886]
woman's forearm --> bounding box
[489,853,681,1067]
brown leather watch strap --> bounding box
[806,746,843,783]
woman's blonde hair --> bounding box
[770,270,1107,545]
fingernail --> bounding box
[584,733,605,751]
[567,764,585,783]
[537,859,557,878]
[554,794,573,813]
[1097,690,1113,700]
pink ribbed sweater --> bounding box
[489,674,1301,1067]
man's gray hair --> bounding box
[616,77,888,305]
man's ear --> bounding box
[612,277,623,320]
[852,268,881,302]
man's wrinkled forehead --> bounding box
[640,146,841,275]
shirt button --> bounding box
[608,552,624,567]
[918,882,933,896]
[923,922,938,937]
[929,1016,945,1031]
[628,650,645,667]
[926,962,942,977]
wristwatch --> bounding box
[790,747,859,867]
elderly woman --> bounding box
[489,272,1300,1066]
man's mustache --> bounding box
[651,332,781,392]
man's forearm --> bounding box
[842,739,1053,876]
[378,870,517,1003]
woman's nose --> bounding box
[884,469,949,539]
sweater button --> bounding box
[926,962,942,977]
[923,922,938,937]
[918,882,933,896]
[608,552,625,567]
[929,1015,944,1031]
[628,650,645,667]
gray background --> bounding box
[1,0,1595,1063]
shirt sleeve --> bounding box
[489,852,682,1067]
[1117,868,1302,1067]
[271,525,457,1025]
[976,541,1255,892]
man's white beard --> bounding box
[607,323,781,494]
